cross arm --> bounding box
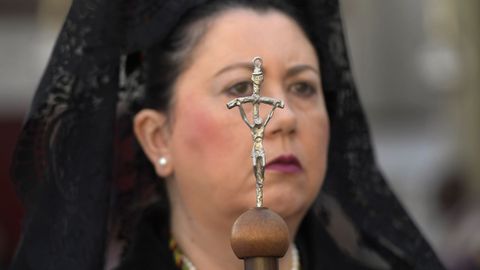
[226,96,256,109]
[258,97,285,108]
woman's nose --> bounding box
[265,101,297,137]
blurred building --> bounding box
[341,0,480,269]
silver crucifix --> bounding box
[227,57,284,208]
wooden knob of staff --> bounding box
[230,207,289,259]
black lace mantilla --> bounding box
[10,0,445,269]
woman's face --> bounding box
[162,9,329,226]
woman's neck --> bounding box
[169,199,297,270]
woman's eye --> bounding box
[289,82,317,97]
[225,81,253,97]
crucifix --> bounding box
[228,57,289,270]
[227,56,284,208]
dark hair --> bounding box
[121,0,311,237]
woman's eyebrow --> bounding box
[215,62,254,76]
[286,65,319,77]
[214,63,319,77]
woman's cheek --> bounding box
[173,103,238,163]
[301,109,329,177]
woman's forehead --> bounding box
[189,8,318,73]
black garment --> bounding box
[9,0,445,269]
[118,203,393,270]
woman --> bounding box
[9,0,445,269]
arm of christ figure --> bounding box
[238,104,253,128]
[262,105,277,128]
[227,96,255,128]
[258,97,284,128]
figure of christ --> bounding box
[227,91,284,207]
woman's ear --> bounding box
[133,109,173,177]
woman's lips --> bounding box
[265,154,303,173]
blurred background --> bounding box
[0,0,478,269]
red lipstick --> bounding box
[265,154,303,173]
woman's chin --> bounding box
[263,187,313,221]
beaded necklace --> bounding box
[169,238,300,270]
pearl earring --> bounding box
[158,157,168,166]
